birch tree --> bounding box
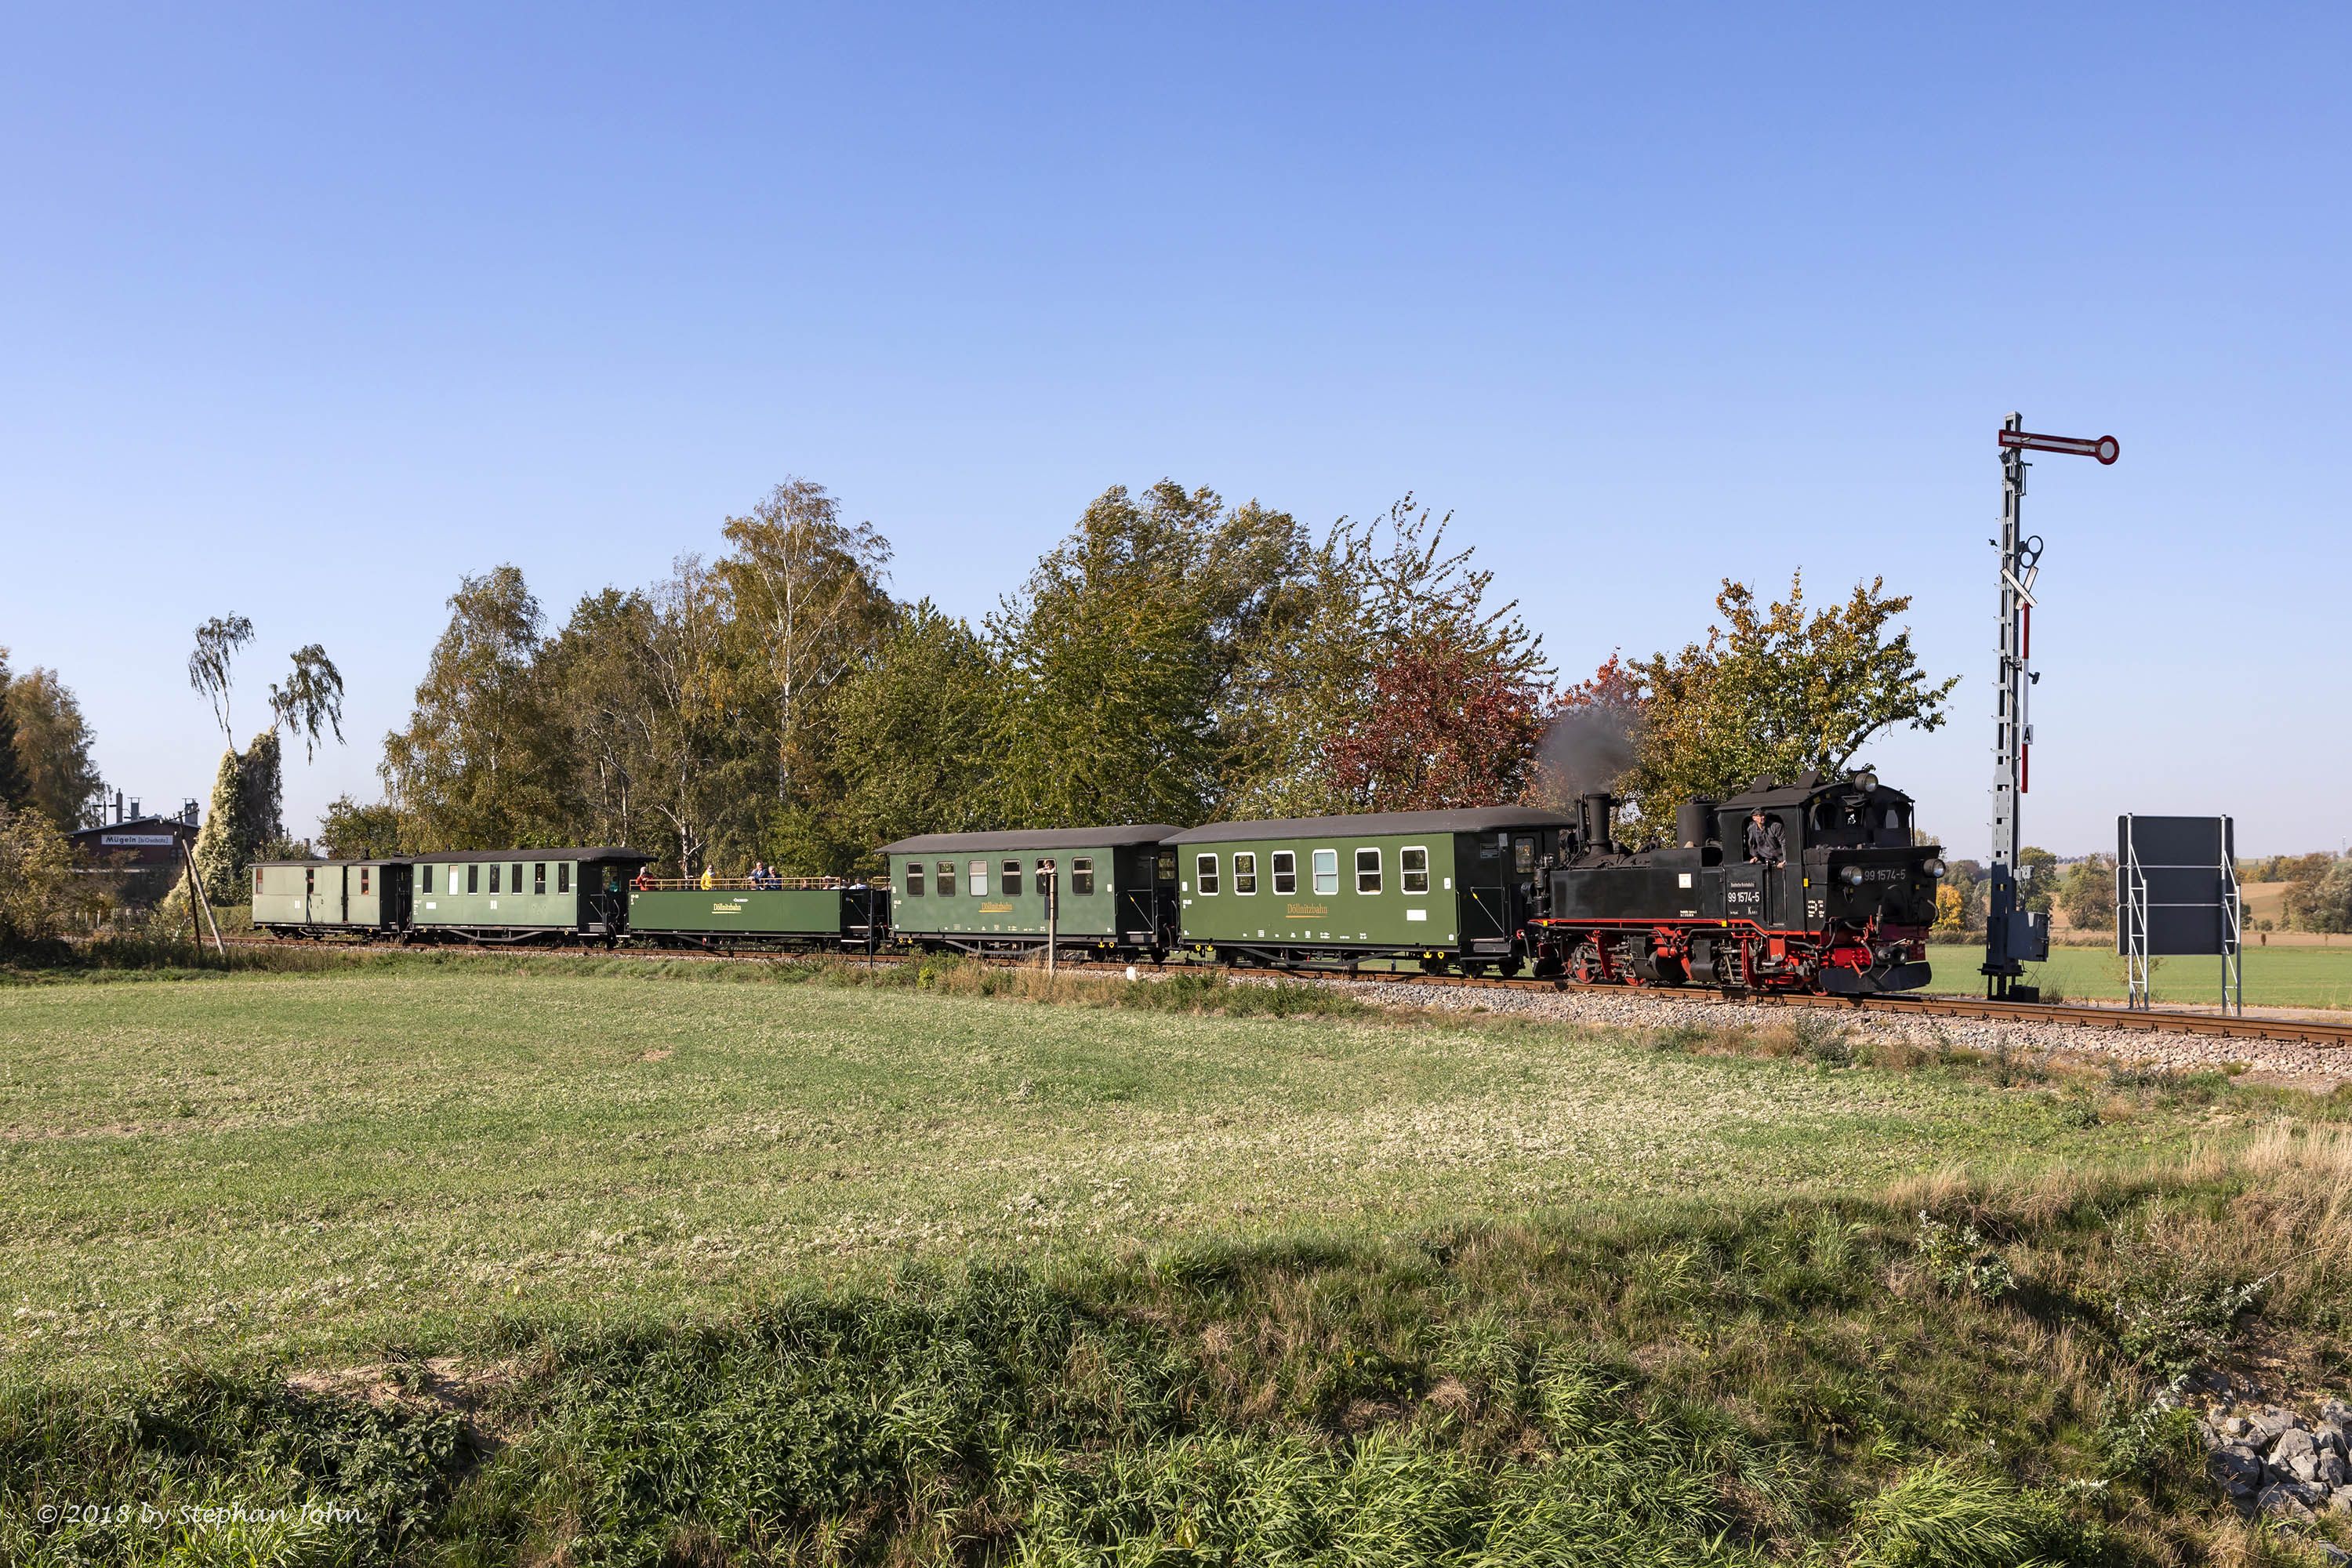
[714,479,893,807]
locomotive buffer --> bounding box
[1982,416,2118,1000]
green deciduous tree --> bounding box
[2277,854,2345,932]
[380,565,567,850]
[0,651,32,813]
[0,802,77,946]
[2290,857,2352,934]
[714,478,895,808]
[318,795,405,859]
[1617,572,1958,840]
[809,601,1003,869]
[989,482,1309,828]
[2016,845,2059,916]
[2057,854,2116,932]
[3,662,103,829]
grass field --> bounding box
[1926,940,2352,1009]
[0,960,2202,1374]
[5,956,2350,1565]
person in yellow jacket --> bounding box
[699,864,715,891]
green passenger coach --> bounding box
[880,826,1179,959]
[1163,807,1572,973]
[251,858,411,938]
[408,848,652,944]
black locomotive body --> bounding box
[1526,771,1946,994]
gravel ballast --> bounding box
[1310,977,2352,1088]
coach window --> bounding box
[1356,848,1381,894]
[490,864,503,894]
[534,862,546,895]
[467,865,480,893]
[511,863,523,893]
[1312,848,1338,895]
[419,865,432,895]
[305,866,314,894]
[255,866,265,895]
[1195,853,1219,895]
[1157,849,1177,884]
[1232,851,1257,895]
[967,860,988,897]
[1401,847,1429,894]
[1272,850,1297,895]
[360,867,371,896]
[557,864,570,894]
[905,861,924,896]
[1071,857,1094,896]
[1515,837,1534,874]
[1002,858,1023,896]
[938,862,956,896]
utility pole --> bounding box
[1041,858,1058,975]
[1982,416,2117,1000]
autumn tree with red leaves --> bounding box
[1321,630,1555,811]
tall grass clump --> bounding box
[0,1367,469,1566]
[1847,1462,2096,1567]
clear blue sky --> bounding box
[5,4,2345,857]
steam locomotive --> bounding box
[1530,769,1945,994]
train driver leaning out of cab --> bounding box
[1744,808,1786,866]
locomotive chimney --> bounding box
[1579,793,1616,852]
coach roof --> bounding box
[879,826,1180,855]
[405,847,654,864]
[1164,807,1573,844]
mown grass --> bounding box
[4,961,2350,1564]
[0,960,2248,1378]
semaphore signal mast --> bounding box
[1981,414,2118,1000]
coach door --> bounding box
[1457,833,1513,953]
[586,862,628,934]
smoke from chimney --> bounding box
[1528,702,1643,808]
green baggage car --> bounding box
[250,858,412,939]
[627,876,885,953]
[408,848,652,944]
[1163,808,1573,974]
[880,826,1179,959]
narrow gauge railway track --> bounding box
[213,935,2352,1049]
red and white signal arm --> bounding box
[1998,429,2120,465]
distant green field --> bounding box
[1925,941,2352,1009]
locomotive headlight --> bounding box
[1839,865,1865,887]
[1923,858,1947,879]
